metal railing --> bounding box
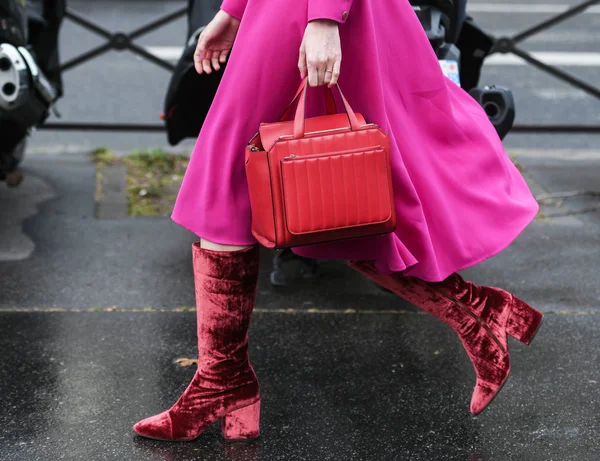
[489,0,600,133]
[41,0,600,134]
[42,4,187,133]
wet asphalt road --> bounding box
[0,147,599,461]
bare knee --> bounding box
[200,238,253,252]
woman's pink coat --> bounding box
[171,0,538,282]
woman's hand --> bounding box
[194,10,241,75]
[298,20,342,87]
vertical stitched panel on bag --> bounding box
[278,131,392,235]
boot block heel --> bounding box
[221,400,261,440]
[506,296,544,345]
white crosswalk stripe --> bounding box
[468,3,600,14]
[487,52,600,66]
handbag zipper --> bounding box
[282,145,384,162]
[278,124,379,141]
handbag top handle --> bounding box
[279,84,337,122]
[290,77,364,139]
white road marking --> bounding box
[510,149,600,160]
[147,46,183,61]
[483,31,600,44]
[468,3,600,14]
[486,51,600,66]
[533,88,588,100]
[146,47,600,67]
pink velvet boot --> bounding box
[348,261,543,415]
[133,243,261,441]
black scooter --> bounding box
[412,0,516,140]
[0,0,64,186]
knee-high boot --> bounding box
[349,261,543,415]
[133,243,261,441]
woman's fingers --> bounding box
[301,42,341,86]
[211,53,221,71]
[195,58,203,74]
[328,59,341,87]
[202,50,213,74]
[194,36,230,74]
[317,64,326,87]
[307,60,320,87]
[324,61,333,86]
[219,49,229,64]
[298,45,307,79]
[309,61,336,87]
[194,37,206,74]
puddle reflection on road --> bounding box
[0,174,56,261]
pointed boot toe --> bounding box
[469,364,511,416]
[470,380,500,415]
[133,411,174,441]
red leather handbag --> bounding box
[245,78,397,249]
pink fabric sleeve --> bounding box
[308,0,354,24]
[221,0,247,20]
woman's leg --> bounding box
[133,238,261,441]
[200,238,251,252]
[349,260,543,415]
